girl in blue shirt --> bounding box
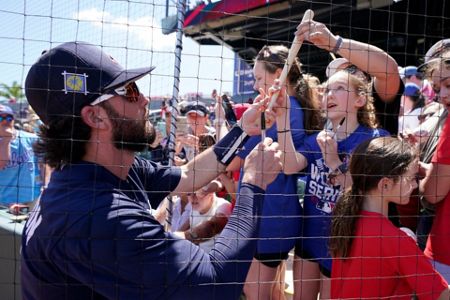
[273,69,389,299]
[227,45,323,300]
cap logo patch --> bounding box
[62,71,88,95]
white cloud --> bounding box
[75,8,176,50]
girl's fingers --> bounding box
[259,88,266,98]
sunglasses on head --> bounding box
[257,46,286,66]
[343,65,371,82]
[0,114,14,124]
[91,82,141,106]
[422,58,450,78]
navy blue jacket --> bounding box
[22,158,264,299]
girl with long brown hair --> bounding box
[329,136,449,299]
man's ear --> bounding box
[378,177,394,193]
[80,105,109,130]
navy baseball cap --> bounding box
[403,83,420,97]
[25,41,155,124]
[0,104,14,116]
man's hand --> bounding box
[242,138,282,189]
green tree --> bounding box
[0,81,25,103]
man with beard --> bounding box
[21,42,282,300]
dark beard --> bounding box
[101,102,155,152]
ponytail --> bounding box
[330,137,417,258]
[329,185,364,258]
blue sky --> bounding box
[0,0,235,98]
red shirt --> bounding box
[331,211,447,300]
[426,117,450,265]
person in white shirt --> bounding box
[399,65,436,103]
[184,181,232,252]
[399,82,426,135]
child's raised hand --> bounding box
[317,129,341,171]
[268,80,289,115]
[239,88,272,135]
[214,94,226,123]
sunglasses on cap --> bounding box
[0,114,14,124]
[90,82,141,106]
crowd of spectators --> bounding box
[0,104,49,213]
[145,34,450,299]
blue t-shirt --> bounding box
[238,96,306,254]
[21,157,267,300]
[0,130,41,204]
[298,125,389,272]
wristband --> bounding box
[331,36,343,54]
[277,129,291,133]
[334,162,348,175]
[213,124,249,166]
[328,162,348,181]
